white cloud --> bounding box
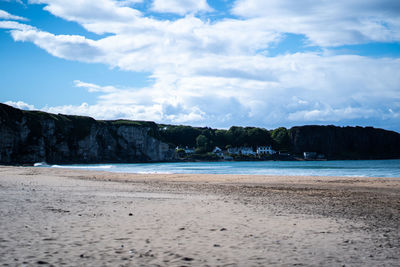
[151,0,212,15]
[232,0,400,46]
[116,0,143,6]
[5,12,280,72]
[10,29,103,62]
[74,80,119,93]
[287,106,378,122]
[0,20,35,31]
[28,0,141,27]
[4,101,36,110]
[0,9,28,21]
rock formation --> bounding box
[0,104,175,164]
[289,125,400,159]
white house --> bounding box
[212,146,224,157]
[256,146,276,155]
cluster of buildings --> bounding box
[176,145,278,158]
[175,146,326,160]
[226,146,277,156]
[176,146,326,160]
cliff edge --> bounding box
[0,104,175,164]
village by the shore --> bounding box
[175,145,325,161]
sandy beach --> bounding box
[0,166,399,266]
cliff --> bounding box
[289,125,400,159]
[0,104,175,164]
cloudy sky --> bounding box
[1,0,400,131]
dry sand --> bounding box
[0,166,399,266]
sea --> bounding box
[37,159,400,178]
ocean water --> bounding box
[40,159,400,178]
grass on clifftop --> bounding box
[102,119,157,128]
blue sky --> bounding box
[1,0,400,132]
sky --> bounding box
[1,0,400,132]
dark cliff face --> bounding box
[0,104,175,164]
[289,125,400,159]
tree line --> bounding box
[158,125,291,153]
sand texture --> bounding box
[0,166,399,266]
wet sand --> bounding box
[0,166,399,266]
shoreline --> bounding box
[3,156,400,166]
[26,158,400,179]
[4,164,400,181]
[1,166,399,266]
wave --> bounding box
[33,162,49,167]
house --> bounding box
[212,146,224,157]
[256,146,276,155]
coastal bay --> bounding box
[1,166,399,266]
[2,2,400,266]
